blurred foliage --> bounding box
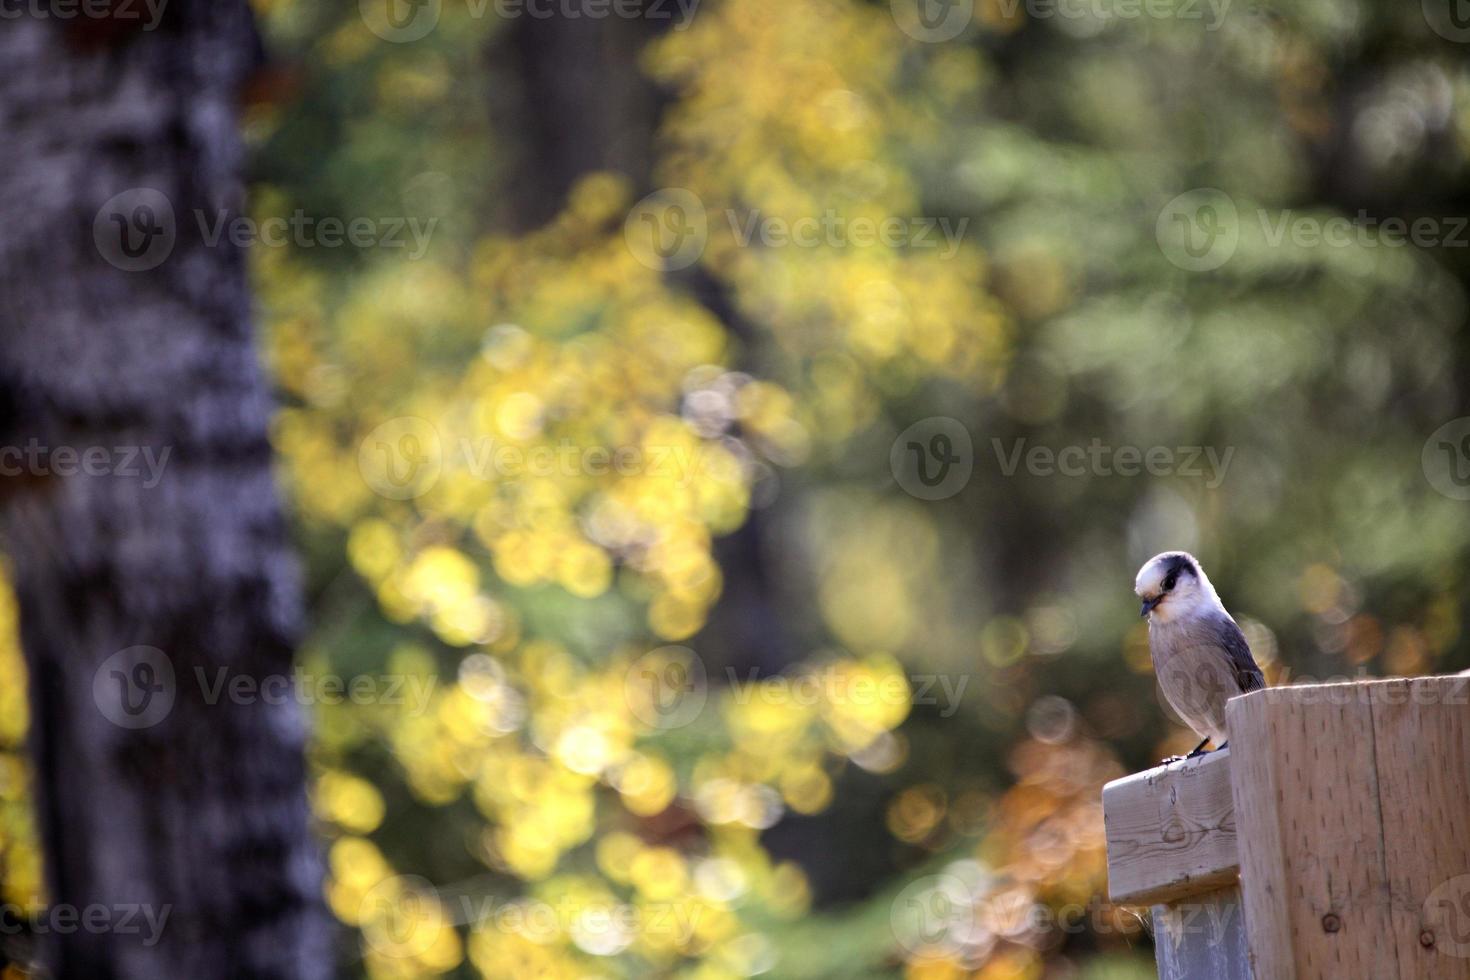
[0,575,42,911]
[4,0,1470,977]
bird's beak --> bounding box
[1140,595,1162,617]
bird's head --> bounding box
[1135,551,1221,623]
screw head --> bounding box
[1420,930,1436,948]
[1322,914,1341,933]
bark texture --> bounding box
[0,7,329,978]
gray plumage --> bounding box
[1135,551,1264,749]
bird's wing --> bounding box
[1221,617,1265,692]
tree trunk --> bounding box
[0,7,328,979]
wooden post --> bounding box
[1103,750,1251,979]
[1103,675,1470,980]
[1227,676,1470,979]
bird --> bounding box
[1135,551,1264,760]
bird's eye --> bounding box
[1164,574,1177,591]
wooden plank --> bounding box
[1227,685,1393,978]
[1151,884,1252,980]
[1103,748,1239,906]
[1226,677,1470,980]
[1368,676,1470,978]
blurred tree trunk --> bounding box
[0,7,328,979]
[490,3,667,229]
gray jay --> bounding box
[1135,551,1264,758]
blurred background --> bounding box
[3,0,1470,977]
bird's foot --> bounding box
[1161,737,1214,765]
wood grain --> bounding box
[1103,748,1239,906]
[1226,677,1470,980]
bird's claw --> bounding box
[1161,744,1213,765]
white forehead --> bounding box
[1134,552,1192,596]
